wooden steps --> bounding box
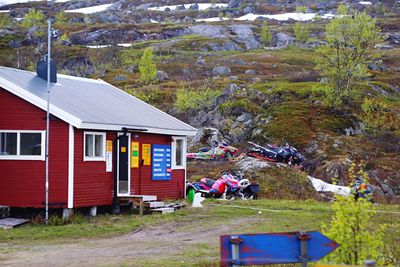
[117,195,185,215]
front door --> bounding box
[117,134,130,195]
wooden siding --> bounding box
[132,133,185,200]
[0,88,69,208]
[73,130,115,208]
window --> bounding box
[0,131,45,160]
[171,137,186,169]
[84,132,105,161]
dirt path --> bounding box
[0,216,261,267]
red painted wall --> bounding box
[131,133,185,200]
[73,130,115,208]
[0,87,186,208]
[0,88,68,208]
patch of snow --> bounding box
[195,17,229,22]
[65,3,113,14]
[117,43,132,47]
[0,0,70,7]
[359,1,372,5]
[0,9,10,12]
[148,3,228,12]
[0,0,42,7]
[86,43,133,49]
[234,12,335,21]
[150,19,159,23]
[86,45,111,49]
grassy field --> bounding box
[1,199,399,266]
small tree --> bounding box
[55,10,68,25]
[293,6,309,43]
[21,9,45,28]
[315,5,384,108]
[138,47,157,83]
[322,196,385,265]
[0,14,10,27]
[260,21,272,46]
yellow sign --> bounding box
[121,146,126,153]
[106,140,113,152]
[131,142,139,168]
[142,144,151,165]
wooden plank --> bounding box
[150,207,175,214]
[144,201,165,208]
[0,218,29,228]
[119,195,157,202]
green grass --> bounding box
[1,199,399,244]
[1,199,399,266]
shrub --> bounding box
[21,9,45,28]
[322,196,386,265]
[174,84,221,112]
[361,98,398,134]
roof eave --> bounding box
[79,122,198,136]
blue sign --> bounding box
[220,231,339,266]
[152,144,172,181]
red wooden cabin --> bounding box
[0,66,197,210]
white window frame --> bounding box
[171,136,186,170]
[0,130,45,161]
[83,131,106,161]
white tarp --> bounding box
[308,176,351,197]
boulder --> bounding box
[176,5,186,11]
[208,41,242,51]
[243,6,254,14]
[196,57,206,66]
[228,0,240,8]
[229,24,259,50]
[245,69,256,75]
[275,32,296,49]
[212,66,231,76]
[61,57,95,77]
[236,157,272,172]
[188,127,228,148]
[156,70,169,81]
[188,3,199,11]
[184,25,228,38]
[113,75,127,81]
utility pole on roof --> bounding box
[45,19,52,225]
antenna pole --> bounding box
[45,19,51,225]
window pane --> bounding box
[85,134,94,157]
[0,133,17,155]
[176,139,183,166]
[20,133,42,155]
[94,135,103,157]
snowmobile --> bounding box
[247,141,305,167]
[186,171,259,200]
[187,143,239,161]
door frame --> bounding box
[117,132,131,196]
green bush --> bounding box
[361,98,398,134]
[322,196,386,265]
[293,22,310,43]
[174,84,221,112]
[21,9,45,28]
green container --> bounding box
[187,188,195,203]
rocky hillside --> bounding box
[0,0,399,202]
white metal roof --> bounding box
[0,66,197,136]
